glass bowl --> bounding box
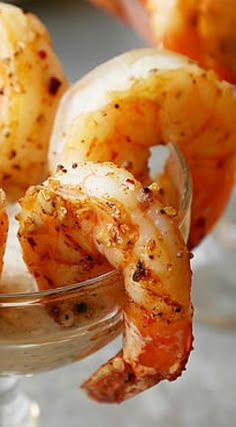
[0,270,124,376]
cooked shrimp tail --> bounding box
[17,161,193,403]
[82,305,193,402]
[81,349,165,403]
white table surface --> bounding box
[5,1,236,426]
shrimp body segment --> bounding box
[17,161,193,402]
[48,48,236,248]
[0,189,8,277]
[0,2,68,200]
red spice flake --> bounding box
[27,237,37,248]
[143,187,151,194]
[48,77,62,95]
[45,276,54,287]
[9,150,16,159]
[38,50,47,59]
[51,306,60,317]
[125,178,135,185]
[2,174,11,181]
[195,216,206,229]
[13,164,21,170]
[217,159,224,168]
[190,12,199,26]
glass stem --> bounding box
[0,376,39,427]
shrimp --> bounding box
[0,189,8,277]
[17,161,193,402]
[48,47,236,249]
[0,2,68,200]
[91,0,236,83]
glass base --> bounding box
[0,377,40,427]
[192,188,236,329]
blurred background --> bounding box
[2,1,236,426]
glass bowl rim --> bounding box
[170,143,192,229]
[0,270,120,302]
[0,143,192,302]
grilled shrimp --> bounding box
[0,189,8,277]
[0,2,67,200]
[91,0,236,83]
[17,161,192,402]
[48,47,236,248]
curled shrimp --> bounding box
[48,47,236,248]
[0,2,68,200]
[0,189,8,277]
[91,0,236,83]
[17,161,192,402]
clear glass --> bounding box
[192,186,236,329]
[0,144,192,426]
